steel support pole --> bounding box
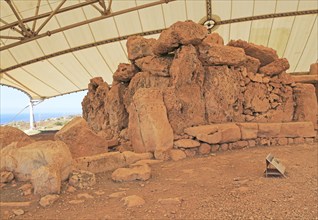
[29,100,36,130]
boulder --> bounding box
[228,39,278,66]
[111,165,151,182]
[243,56,261,73]
[0,126,34,149]
[126,36,155,60]
[113,63,138,82]
[0,140,72,182]
[174,139,200,149]
[294,84,318,129]
[31,166,61,195]
[82,77,110,132]
[204,66,245,123]
[153,20,207,55]
[55,117,108,158]
[135,55,173,77]
[169,149,186,161]
[128,88,174,157]
[259,58,290,76]
[198,44,246,66]
[202,32,224,46]
[121,195,145,208]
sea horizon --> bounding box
[0,112,81,125]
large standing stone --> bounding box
[294,84,318,129]
[198,44,246,66]
[228,39,278,66]
[204,66,244,123]
[126,36,155,60]
[0,126,34,149]
[128,88,174,156]
[153,20,207,55]
[259,58,290,76]
[106,83,129,133]
[55,117,108,158]
[135,55,173,77]
[82,77,110,132]
[0,141,72,194]
[164,45,206,134]
[113,63,138,82]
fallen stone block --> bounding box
[73,152,126,174]
[111,165,151,182]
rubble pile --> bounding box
[82,20,317,159]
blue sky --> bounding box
[0,85,87,115]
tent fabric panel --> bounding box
[114,12,143,36]
[136,4,165,32]
[87,18,120,41]
[162,1,187,27]
[8,41,44,64]
[0,50,18,69]
[184,0,206,23]
[36,32,70,55]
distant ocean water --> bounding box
[0,112,81,125]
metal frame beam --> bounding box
[32,0,41,32]
[0,0,175,51]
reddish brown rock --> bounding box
[169,149,186,161]
[294,84,318,129]
[202,32,224,46]
[164,45,206,134]
[128,88,174,157]
[280,122,316,138]
[219,124,241,143]
[198,143,211,155]
[279,72,294,85]
[232,140,248,149]
[198,44,246,66]
[184,149,197,157]
[309,63,318,75]
[243,56,261,73]
[55,117,108,158]
[237,123,258,140]
[113,63,138,82]
[277,137,288,145]
[0,126,34,149]
[204,66,244,123]
[174,139,200,149]
[153,20,208,55]
[196,132,222,144]
[184,125,218,137]
[135,55,173,77]
[258,123,281,138]
[126,36,155,60]
[259,58,290,76]
[244,82,270,113]
[211,144,220,153]
[105,83,128,133]
[82,77,110,133]
[228,39,278,66]
[124,72,170,109]
[294,137,305,144]
[111,165,151,182]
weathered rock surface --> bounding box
[55,117,108,158]
[121,195,145,208]
[237,123,258,140]
[135,55,173,77]
[198,44,246,66]
[113,63,138,82]
[244,56,261,73]
[122,151,153,164]
[0,126,34,149]
[169,149,186,161]
[31,166,61,195]
[0,141,72,182]
[228,39,278,66]
[184,125,218,137]
[294,84,318,129]
[259,58,290,76]
[174,139,200,149]
[153,20,207,55]
[128,88,173,156]
[39,194,59,207]
[202,32,224,46]
[111,165,151,182]
[126,36,155,60]
[0,171,14,183]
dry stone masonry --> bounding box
[82,20,317,160]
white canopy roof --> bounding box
[0,0,317,100]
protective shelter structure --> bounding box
[0,0,317,128]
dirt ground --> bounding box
[0,136,317,220]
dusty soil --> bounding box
[1,141,317,220]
